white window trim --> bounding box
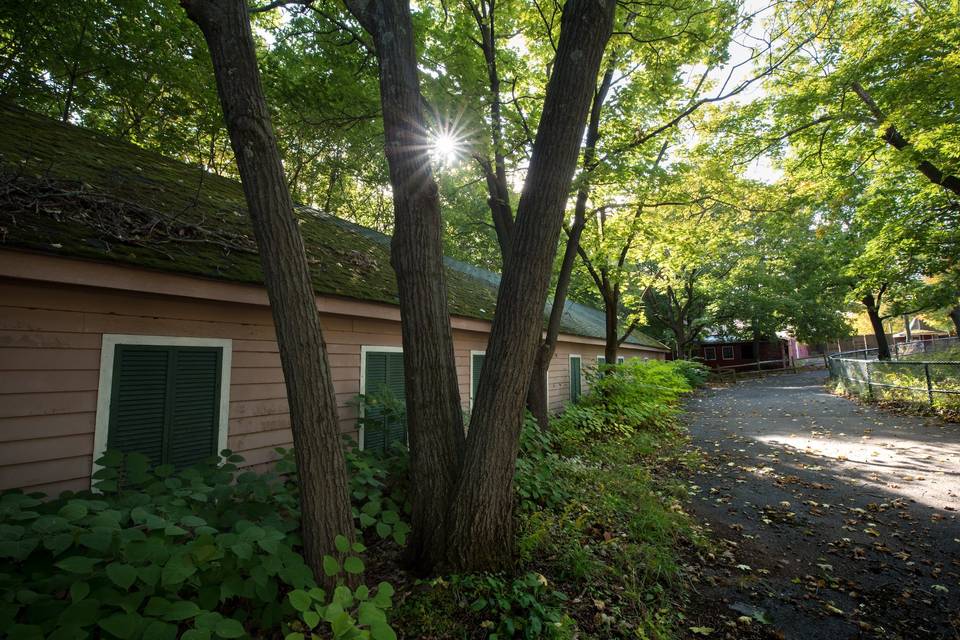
[92,334,233,479]
[469,350,485,409]
[568,354,582,401]
[721,345,735,361]
[596,355,606,364]
[617,356,625,364]
[704,346,717,361]
[358,345,403,451]
[544,363,550,408]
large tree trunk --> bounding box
[344,0,465,572]
[604,294,619,364]
[444,0,616,571]
[862,292,891,361]
[527,221,586,427]
[902,314,912,342]
[181,0,353,581]
[950,305,960,337]
[526,65,613,423]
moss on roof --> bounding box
[0,103,664,350]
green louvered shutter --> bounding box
[569,356,582,403]
[167,347,222,469]
[363,351,407,453]
[471,353,485,408]
[108,345,169,465]
[107,345,222,469]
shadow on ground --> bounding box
[682,370,960,640]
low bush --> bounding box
[670,359,711,388]
[0,449,400,640]
[514,415,570,513]
[397,359,703,639]
[551,359,696,453]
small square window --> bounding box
[721,346,735,360]
[704,347,716,361]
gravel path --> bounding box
[684,370,960,639]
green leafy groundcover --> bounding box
[1,359,707,639]
[394,359,709,639]
[0,446,403,640]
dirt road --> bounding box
[683,370,960,639]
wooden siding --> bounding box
[0,274,663,495]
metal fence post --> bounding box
[924,363,934,407]
[866,364,873,400]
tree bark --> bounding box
[604,293,619,364]
[180,0,353,582]
[862,292,891,361]
[444,0,616,571]
[902,314,912,342]
[527,64,614,422]
[950,305,960,337]
[343,0,466,572]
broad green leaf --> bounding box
[142,620,178,640]
[163,600,202,621]
[343,556,364,575]
[106,562,138,590]
[214,617,246,639]
[56,556,102,574]
[322,555,339,577]
[70,582,90,603]
[289,590,311,612]
[370,621,397,640]
[98,613,143,640]
[161,554,196,587]
[57,502,88,522]
[59,599,101,627]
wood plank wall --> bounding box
[0,277,661,495]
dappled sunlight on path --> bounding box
[683,371,960,640]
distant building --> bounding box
[694,335,791,371]
[892,318,950,344]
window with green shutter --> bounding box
[362,350,407,453]
[569,355,582,403]
[107,344,223,469]
[470,352,485,409]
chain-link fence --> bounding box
[827,337,960,411]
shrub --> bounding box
[670,359,710,388]
[514,414,570,513]
[0,450,398,640]
[277,444,412,547]
[453,572,573,640]
[550,359,694,453]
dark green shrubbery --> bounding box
[514,415,570,513]
[670,359,710,388]
[0,448,399,640]
[551,359,697,453]
[2,360,702,639]
[398,359,703,638]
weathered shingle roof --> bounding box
[0,103,665,350]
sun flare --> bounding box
[430,131,463,166]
